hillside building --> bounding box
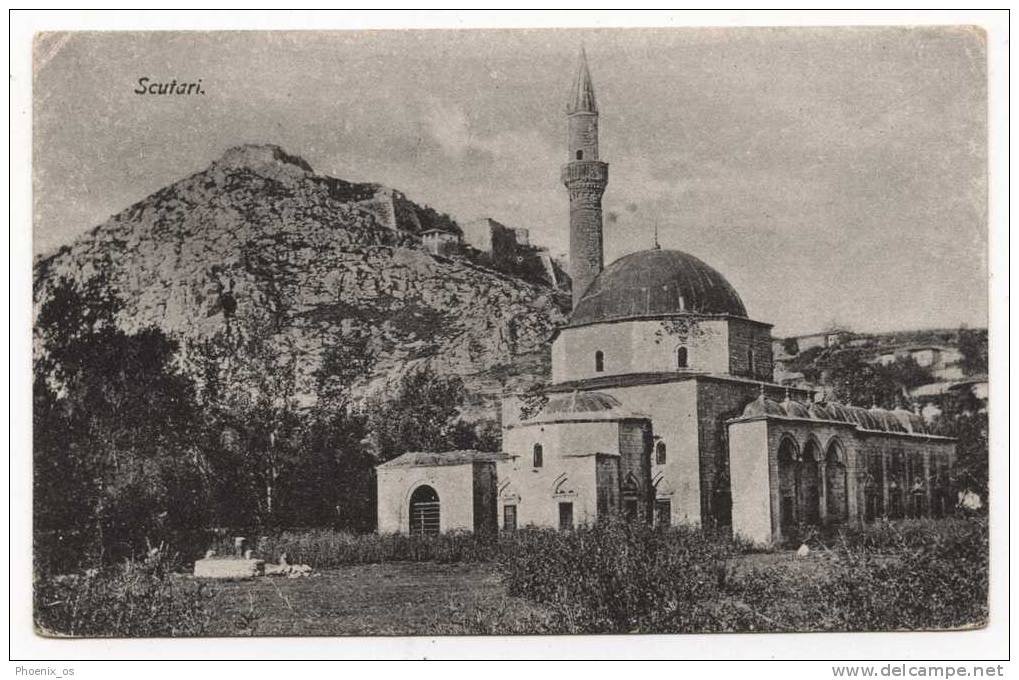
[376,48,956,546]
[420,228,459,257]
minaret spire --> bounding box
[568,46,598,114]
[563,46,609,308]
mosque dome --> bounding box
[568,249,748,327]
[542,391,623,415]
[891,408,928,435]
[529,391,648,423]
[741,393,786,418]
[782,398,812,419]
[808,403,833,420]
[844,405,882,430]
[869,407,908,434]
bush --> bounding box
[34,550,211,637]
[488,517,988,634]
[498,520,736,633]
[209,528,500,568]
[823,517,988,631]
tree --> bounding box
[957,327,988,376]
[34,275,207,569]
[782,337,800,356]
[932,390,988,502]
[822,351,933,408]
[365,365,478,461]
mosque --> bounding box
[376,49,956,545]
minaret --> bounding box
[562,47,609,308]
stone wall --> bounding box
[471,461,499,533]
[618,419,654,522]
[595,453,620,518]
[727,318,775,381]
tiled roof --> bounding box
[377,450,508,469]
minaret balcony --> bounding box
[561,161,609,186]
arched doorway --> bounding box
[825,439,849,523]
[777,436,800,537]
[801,439,823,526]
[409,485,440,536]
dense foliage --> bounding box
[33,275,495,573]
[815,351,935,408]
[209,529,498,568]
[34,550,210,637]
[484,517,988,634]
[499,520,735,633]
[34,517,987,637]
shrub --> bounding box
[498,520,736,633]
[490,517,988,634]
[34,550,211,637]
[823,517,988,631]
[209,528,500,568]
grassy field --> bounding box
[201,551,845,636]
[35,518,987,636]
[202,561,544,636]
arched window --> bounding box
[655,441,667,465]
[409,485,440,536]
[747,348,755,376]
[576,150,583,160]
[676,346,688,369]
[533,443,543,468]
[595,350,604,372]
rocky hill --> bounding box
[33,144,568,421]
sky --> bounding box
[33,27,987,336]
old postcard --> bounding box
[21,18,1000,656]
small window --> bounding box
[576,149,583,160]
[595,350,604,372]
[655,441,667,465]
[558,502,574,530]
[747,348,755,375]
[503,505,517,531]
[676,346,688,369]
[533,443,543,468]
[655,499,672,527]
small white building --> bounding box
[875,345,964,381]
[420,228,459,257]
[376,451,503,535]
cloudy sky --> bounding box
[33,27,986,336]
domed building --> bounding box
[377,48,956,544]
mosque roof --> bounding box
[740,394,786,418]
[376,450,508,469]
[890,408,928,434]
[567,249,748,327]
[524,391,649,424]
[737,396,930,435]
